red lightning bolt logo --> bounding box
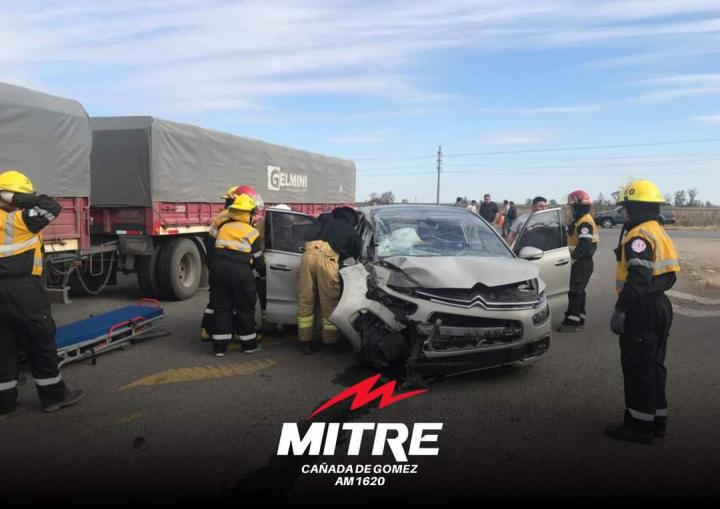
[307,374,428,420]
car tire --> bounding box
[601,218,614,229]
[156,238,202,300]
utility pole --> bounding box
[436,145,442,205]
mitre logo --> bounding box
[276,374,442,463]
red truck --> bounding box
[1,83,356,302]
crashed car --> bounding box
[263,205,570,375]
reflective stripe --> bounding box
[0,380,18,391]
[253,251,263,258]
[578,234,595,240]
[566,315,581,322]
[212,334,232,341]
[656,408,668,417]
[238,333,257,341]
[0,236,38,255]
[322,319,338,331]
[4,212,15,244]
[35,374,63,387]
[656,258,679,269]
[30,207,56,221]
[297,315,314,328]
[204,308,215,315]
[215,238,251,251]
[627,258,655,269]
[627,408,655,422]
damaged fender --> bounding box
[329,263,405,352]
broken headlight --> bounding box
[532,294,550,325]
[367,277,419,315]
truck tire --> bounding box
[136,253,161,298]
[601,218,614,229]
[156,238,202,300]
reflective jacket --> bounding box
[567,213,599,260]
[0,194,60,277]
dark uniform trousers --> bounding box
[0,276,67,413]
[209,258,257,353]
[620,292,673,423]
[567,258,594,321]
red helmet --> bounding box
[234,185,265,213]
[567,190,592,206]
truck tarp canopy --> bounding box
[90,116,356,207]
[0,82,91,197]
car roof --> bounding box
[359,204,470,218]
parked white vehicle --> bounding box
[263,205,570,375]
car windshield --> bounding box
[373,207,512,258]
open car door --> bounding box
[512,207,571,322]
[263,209,321,326]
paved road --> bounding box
[2,235,719,503]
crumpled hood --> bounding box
[383,256,539,289]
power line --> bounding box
[350,138,720,162]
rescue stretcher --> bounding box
[55,299,166,367]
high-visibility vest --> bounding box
[616,220,680,293]
[0,210,44,276]
[568,213,599,249]
[215,220,259,254]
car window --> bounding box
[266,211,320,254]
[373,207,512,258]
[514,208,565,252]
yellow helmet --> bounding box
[229,193,256,212]
[0,170,34,195]
[619,179,664,204]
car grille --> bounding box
[418,313,524,351]
[415,283,539,310]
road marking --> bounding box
[672,304,720,318]
[119,412,145,424]
[667,290,720,306]
[120,359,278,390]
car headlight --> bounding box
[532,294,550,325]
[367,277,419,315]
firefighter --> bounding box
[558,190,599,332]
[201,186,266,342]
[0,170,83,420]
[606,179,680,444]
[297,206,361,355]
[207,193,265,356]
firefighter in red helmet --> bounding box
[558,190,599,333]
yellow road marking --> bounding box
[120,359,278,390]
[119,412,145,424]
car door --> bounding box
[263,209,321,325]
[512,207,571,321]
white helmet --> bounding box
[273,204,291,210]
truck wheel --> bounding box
[156,238,202,300]
[136,253,161,297]
[601,218,614,229]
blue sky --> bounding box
[2,0,719,204]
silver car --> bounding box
[263,205,570,375]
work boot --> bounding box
[0,404,25,422]
[243,345,262,355]
[43,389,84,413]
[605,412,654,444]
[557,318,583,332]
[655,416,667,439]
[301,343,314,355]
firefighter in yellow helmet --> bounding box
[558,190,599,332]
[606,179,680,444]
[297,206,360,355]
[0,170,83,420]
[206,193,265,356]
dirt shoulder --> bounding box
[673,237,720,298]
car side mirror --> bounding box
[518,246,544,260]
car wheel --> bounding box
[601,218,614,229]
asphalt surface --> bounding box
[2,228,719,504]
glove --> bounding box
[610,310,626,335]
[0,191,13,204]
